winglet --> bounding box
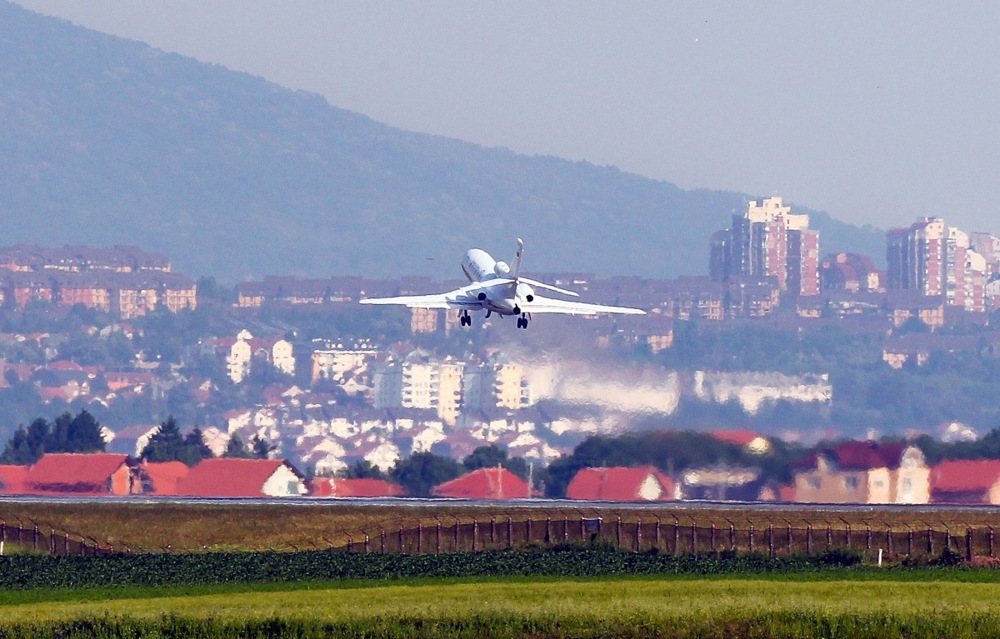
[511,238,524,278]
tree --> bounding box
[224,433,252,459]
[463,444,529,480]
[250,434,275,459]
[340,459,386,480]
[141,416,185,463]
[389,452,463,497]
[183,427,213,462]
[66,409,105,453]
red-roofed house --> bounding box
[142,461,190,495]
[432,467,530,499]
[930,460,1000,504]
[793,442,928,504]
[24,453,140,495]
[0,465,29,494]
[709,429,771,454]
[175,458,306,497]
[566,466,674,502]
[309,477,406,498]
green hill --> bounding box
[0,1,884,282]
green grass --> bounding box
[1,576,999,637]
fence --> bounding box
[333,515,999,562]
[0,519,115,556]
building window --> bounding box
[807,477,821,490]
[845,476,859,490]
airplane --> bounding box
[360,239,646,329]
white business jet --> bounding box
[360,239,645,329]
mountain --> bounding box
[0,2,885,282]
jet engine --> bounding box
[516,282,535,303]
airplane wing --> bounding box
[523,295,646,316]
[360,281,500,310]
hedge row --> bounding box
[0,546,877,590]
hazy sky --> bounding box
[14,1,1000,232]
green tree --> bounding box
[340,459,386,480]
[140,416,186,463]
[250,434,275,459]
[66,409,105,453]
[463,444,529,480]
[224,433,252,459]
[389,451,463,497]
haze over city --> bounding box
[14,1,1000,235]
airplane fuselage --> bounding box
[460,248,527,316]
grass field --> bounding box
[1,575,999,638]
[2,501,998,552]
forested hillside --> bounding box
[0,1,884,282]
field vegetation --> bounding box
[0,575,999,638]
[1,501,996,552]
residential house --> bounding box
[175,458,306,497]
[142,461,190,495]
[432,467,530,499]
[566,466,674,502]
[309,477,406,498]
[24,453,141,495]
[0,465,28,494]
[793,441,929,504]
[929,460,1000,504]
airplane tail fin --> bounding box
[510,238,524,279]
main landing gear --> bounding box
[460,310,472,327]
[516,314,529,329]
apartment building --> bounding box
[710,197,819,297]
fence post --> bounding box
[398,527,404,554]
[580,516,586,541]
[826,524,832,550]
[806,524,812,554]
[767,524,774,559]
[473,519,479,552]
[885,526,893,556]
[544,516,551,545]
[966,527,974,562]
[32,523,39,551]
[455,519,461,551]
[507,516,513,550]
[0,521,5,545]
[380,528,386,554]
[927,527,933,555]
[491,518,497,545]
[435,523,441,554]
[729,522,736,551]
[635,517,642,552]
[710,523,716,553]
[672,520,680,555]
[690,522,697,557]
[49,528,55,554]
[655,519,661,551]
[786,523,792,555]
[417,524,423,554]
[526,517,532,545]
[563,514,569,542]
[616,517,622,549]
[866,525,872,551]
[945,527,952,552]
[64,532,69,555]
[748,523,754,553]
[990,527,995,558]
[907,528,913,557]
